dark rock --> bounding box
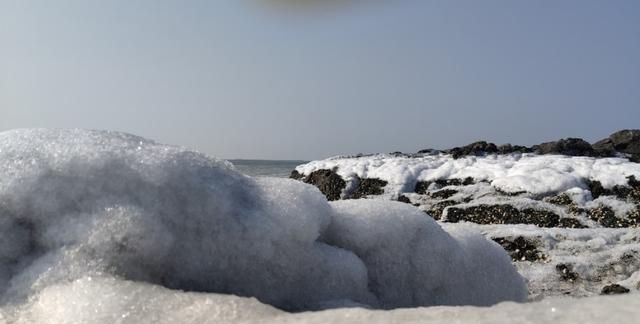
[493,236,545,262]
[397,195,411,204]
[627,176,640,203]
[461,177,476,186]
[567,205,587,215]
[430,189,458,199]
[618,251,639,265]
[519,208,561,227]
[588,205,634,228]
[627,207,640,225]
[289,170,304,180]
[497,144,533,154]
[594,129,640,162]
[435,178,475,186]
[558,218,587,228]
[444,205,520,225]
[591,139,617,158]
[609,130,640,151]
[426,200,458,220]
[610,185,632,200]
[304,169,346,201]
[447,141,499,159]
[495,188,527,197]
[587,176,640,202]
[533,138,597,157]
[348,177,388,199]
[415,178,476,194]
[555,263,579,282]
[427,200,458,220]
[601,284,630,295]
[546,193,573,206]
[417,148,440,155]
[444,204,560,227]
[414,181,431,194]
[587,179,608,199]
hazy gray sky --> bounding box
[2,1,639,160]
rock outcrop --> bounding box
[291,129,640,230]
[593,129,640,162]
[423,129,640,160]
[290,169,346,201]
[601,284,630,295]
[497,144,533,154]
[493,237,546,262]
[532,138,597,157]
[446,141,498,159]
[347,177,388,199]
[290,131,640,299]
[443,205,562,227]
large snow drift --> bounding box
[0,129,525,316]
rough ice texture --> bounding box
[295,154,640,197]
[0,129,525,317]
[2,277,638,324]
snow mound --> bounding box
[0,129,525,313]
[327,200,526,308]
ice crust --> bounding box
[295,154,640,197]
[0,129,526,320]
[2,277,638,324]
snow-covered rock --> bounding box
[294,153,640,228]
[292,146,640,301]
[443,223,640,299]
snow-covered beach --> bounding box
[292,131,640,301]
[4,0,639,322]
[1,129,639,323]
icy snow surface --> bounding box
[1,277,639,324]
[295,153,640,197]
[0,129,528,322]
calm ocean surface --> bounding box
[228,159,308,178]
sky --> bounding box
[1,0,639,160]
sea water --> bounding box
[229,159,307,178]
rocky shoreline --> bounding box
[291,130,640,229]
[290,130,640,299]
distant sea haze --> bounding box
[228,159,307,178]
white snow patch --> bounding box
[1,276,638,324]
[295,154,640,197]
[587,196,637,218]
